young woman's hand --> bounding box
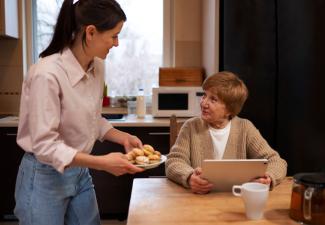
[103,128,143,152]
[99,152,143,176]
[188,167,214,194]
[123,134,143,152]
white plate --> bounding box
[135,155,167,169]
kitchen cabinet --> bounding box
[0,0,18,39]
[0,127,24,220]
[90,126,170,220]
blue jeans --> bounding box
[14,153,100,225]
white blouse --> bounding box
[208,121,231,159]
[17,48,112,173]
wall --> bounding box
[221,0,277,147]
[172,0,220,73]
[0,0,23,115]
[276,0,325,174]
[173,0,202,67]
[202,0,219,76]
[221,0,325,175]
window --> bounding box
[33,0,166,97]
[105,0,163,97]
[34,0,63,60]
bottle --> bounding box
[136,88,146,118]
[102,84,110,107]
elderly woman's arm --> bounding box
[165,122,195,188]
[245,120,287,188]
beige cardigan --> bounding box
[165,116,287,189]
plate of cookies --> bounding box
[126,144,167,169]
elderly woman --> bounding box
[166,71,287,194]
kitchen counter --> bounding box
[109,114,171,127]
[0,114,186,127]
[0,116,19,127]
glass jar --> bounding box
[289,173,325,225]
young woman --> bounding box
[14,0,143,224]
[166,71,287,194]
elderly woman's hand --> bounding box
[188,167,214,194]
[252,174,272,185]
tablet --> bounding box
[201,159,268,192]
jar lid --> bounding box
[293,173,325,188]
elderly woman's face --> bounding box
[200,89,230,127]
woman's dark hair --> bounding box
[39,0,126,58]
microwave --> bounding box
[152,87,204,117]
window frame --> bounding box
[25,0,173,68]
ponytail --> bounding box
[39,0,76,58]
[39,0,126,58]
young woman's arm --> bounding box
[103,127,143,152]
[69,128,144,175]
[69,151,143,176]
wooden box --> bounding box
[159,67,205,86]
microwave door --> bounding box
[158,93,188,110]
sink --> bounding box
[102,114,125,121]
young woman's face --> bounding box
[86,21,124,59]
[200,89,230,127]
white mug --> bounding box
[232,182,269,220]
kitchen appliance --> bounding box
[289,173,325,225]
[152,87,204,117]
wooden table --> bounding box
[127,177,297,225]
